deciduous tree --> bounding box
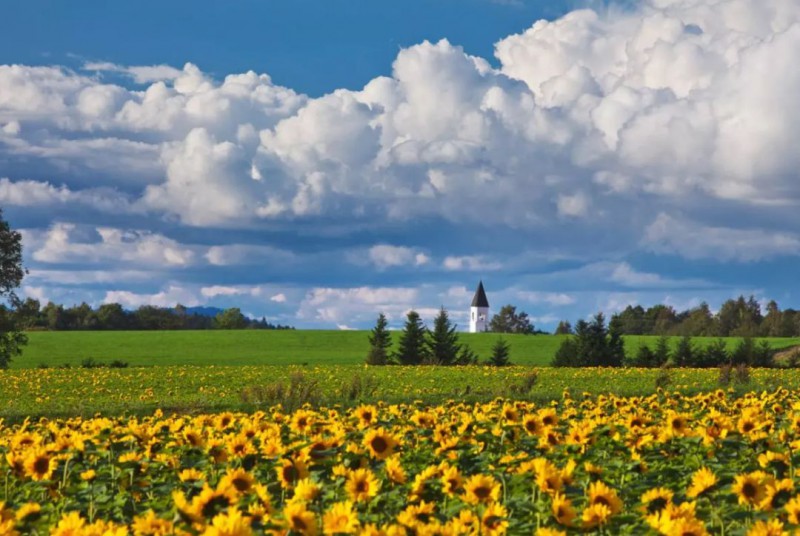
[489,305,535,334]
[0,209,26,368]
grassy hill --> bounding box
[13,330,800,369]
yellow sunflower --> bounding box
[363,428,399,460]
[785,495,800,524]
[50,512,85,536]
[746,519,787,536]
[345,468,381,503]
[587,481,623,515]
[534,529,566,536]
[481,503,509,536]
[276,457,310,489]
[384,456,407,484]
[322,501,360,535]
[440,465,462,497]
[641,487,673,515]
[461,474,501,505]
[551,493,576,527]
[203,507,253,536]
[218,468,255,495]
[14,503,41,523]
[23,448,57,481]
[293,478,322,502]
[283,501,318,536]
[759,478,794,511]
[397,501,436,528]
[732,472,768,507]
[686,467,717,498]
[581,503,611,529]
[354,405,378,428]
[132,510,174,536]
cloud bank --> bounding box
[2,0,799,327]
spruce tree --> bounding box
[701,339,730,367]
[455,344,479,365]
[633,344,656,367]
[394,310,428,365]
[552,337,578,367]
[426,307,461,365]
[653,336,671,367]
[366,313,392,365]
[673,336,695,367]
[487,337,511,366]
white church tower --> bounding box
[469,281,490,333]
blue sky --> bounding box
[1,0,799,330]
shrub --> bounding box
[654,365,673,390]
[240,372,320,411]
[340,372,379,401]
[718,363,732,387]
[734,363,751,385]
[509,370,538,395]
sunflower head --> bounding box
[462,474,501,505]
[686,467,717,499]
[23,448,57,482]
[283,501,318,536]
[364,429,399,460]
[732,472,768,506]
[587,481,623,515]
[322,501,360,535]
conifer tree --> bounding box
[672,336,695,367]
[366,313,392,365]
[425,307,461,365]
[653,336,671,367]
[455,344,479,365]
[394,310,428,365]
[487,338,511,366]
[633,344,656,367]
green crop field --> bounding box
[14,330,800,368]
[2,364,798,421]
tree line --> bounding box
[552,313,777,368]
[366,309,512,367]
[553,296,800,337]
[8,299,294,331]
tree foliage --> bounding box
[608,295,800,337]
[214,308,248,329]
[487,338,511,366]
[11,301,294,331]
[552,313,624,367]
[425,307,461,365]
[366,313,392,365]
[489,305,535,335]
[0,209,26,368]
[394,310,429,365]
[554,320,573,335]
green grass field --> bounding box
[15,330,800,368]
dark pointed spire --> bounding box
[471,280,489,308]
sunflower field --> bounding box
[3,365,800,419]
[3,385,800,535]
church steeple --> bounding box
[469,280,489,333]
[471,280,489,308]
